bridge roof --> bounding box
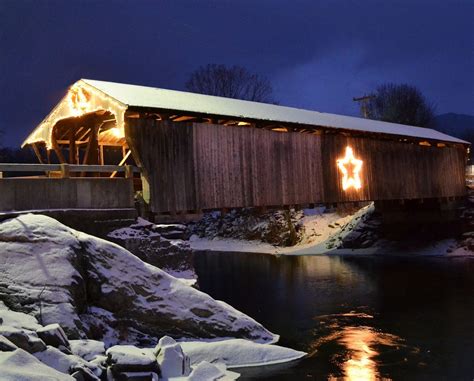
[22,78,469,148]
[82,79,468,144]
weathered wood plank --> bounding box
[126,119,466,213]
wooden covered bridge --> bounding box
[6,79,469,217]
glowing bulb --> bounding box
[68,86,90,116]
[110,127,125,138]
[337,146,363,191]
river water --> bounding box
[194,252,474,380]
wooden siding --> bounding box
[126,119,196,212]
[192,123,324,209]
[126,119,466,213]
[321,134,466,203]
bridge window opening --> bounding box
[31,110,136,180]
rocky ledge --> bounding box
[0,214,276,345]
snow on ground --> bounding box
[190,204,374,256]
[189,235,277,254]
[179,339,306,368]
[190,203,474,258]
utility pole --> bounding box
[353,95,375,118]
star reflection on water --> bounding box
[310,312,419,381]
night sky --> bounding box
[1,0,473,147]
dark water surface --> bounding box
[194,252,474,380]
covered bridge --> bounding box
[21,79,469,215]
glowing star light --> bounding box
[337,146,363,191]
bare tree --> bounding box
[185,64,275,103]
[359,83,436,127]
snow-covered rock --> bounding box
[189,208,304,247]
[0,214,277,344]
[0,348,74,381]
[0,335,18,351]
[0,301,42,331]
[180,339,307,368]
[36,323,70,350]
[70,339,105,361]
[0,326,46,353]
[34,346,101,378]
[154,336,190,379]
[186,361,238,381]
[108,218,196,282]
[106,345,158,373]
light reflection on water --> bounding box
[194,251,474,380]
[338,326,380,381]
[310,312,406,381]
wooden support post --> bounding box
[125,165,133,179]
[69,128,77,164]
[99,145,104,166]
[60,163,70,178]
[82,125,99,165]
[110,150,132,178]
[52,128,66,164]
[31,143,45,164]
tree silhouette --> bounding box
[185,64,275,103]
[361,83,435,127]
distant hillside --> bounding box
[434,113,474,145]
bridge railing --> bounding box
[0,163,140,178]
[0,163,142,212]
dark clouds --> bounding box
[0,0,473,146]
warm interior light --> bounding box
[68,86,90,116]
[337,146,363,191]
[110,127,125,138]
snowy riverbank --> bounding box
[190,204,375,255]
[0,214,307,380]
[189,202,474,258]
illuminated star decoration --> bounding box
[337,146,363,191]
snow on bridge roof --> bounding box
[82,79,467,144]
